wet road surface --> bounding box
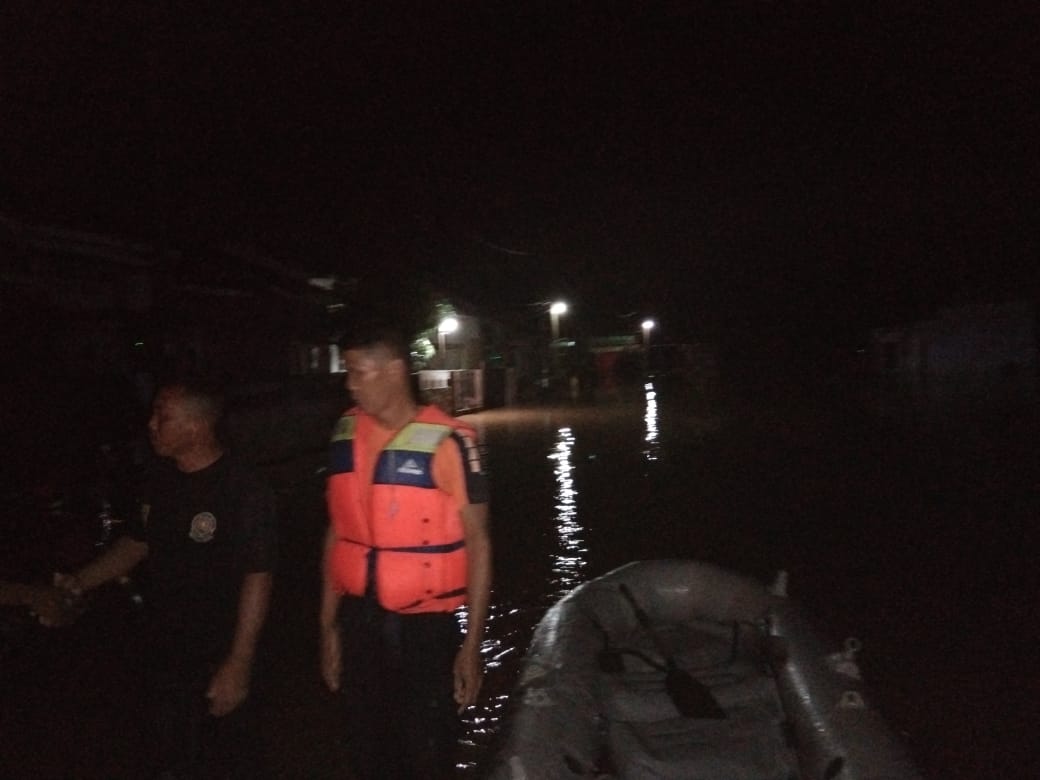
[4,383,1037,779]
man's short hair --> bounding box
[167,377,226,427]
[341,324,411,364]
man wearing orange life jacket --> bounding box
[320,325,491,780]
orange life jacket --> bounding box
[326,405,473,613]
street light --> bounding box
[641,319,655,374]
[549,301,567,342]
[438,316,459,366]
[641,319,655,347]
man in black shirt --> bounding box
[56,379,276,779]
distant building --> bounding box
[868,300,1038,408]
[586,336,718,401]
[1,212,354,384]
[418,314,487,414]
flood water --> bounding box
[465,384,1037,780]
[4,381,1037,779]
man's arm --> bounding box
[0,581,68,625]
[319,524,342,691]
[56,535,149,594]
[454,502,492,712]
[0,581,41,607]
[206,570,273,716]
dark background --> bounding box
[3,2,1037,354]
[3,8,1038,776]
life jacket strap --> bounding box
[395,587,468,612]
[337,537,466,604]
[337,537,465,554]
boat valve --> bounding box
[828,636,862,680]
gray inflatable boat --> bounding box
[488,559,922,779]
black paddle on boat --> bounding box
[618,583,727,719]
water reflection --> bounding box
[548,426,587,596]
[459,420,592,773]
[643,380,662,461]
[457,602,521,772]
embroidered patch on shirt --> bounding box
[189,512,217,543]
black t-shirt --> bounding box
[127,454,277,672]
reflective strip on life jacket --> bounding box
[329,415,356,474]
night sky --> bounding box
[3,2,1037,352]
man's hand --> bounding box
[29,585,77,627]
[453,640,483,713]
[47,573,87,625]
[320,624,341,692]
[52,571,83,596]
[206,657,251,717]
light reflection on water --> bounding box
[457,601,526,771]
[548,426,588,596]
[458,421,592,773]
[644,380,661,462]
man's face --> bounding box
[344,347,398,415]
[148,387,196,458]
